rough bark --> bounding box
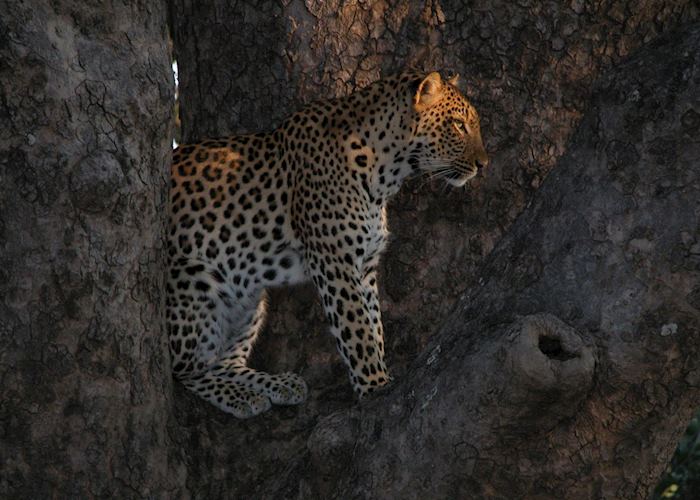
[168,1,700,498]
[0,1,178,496]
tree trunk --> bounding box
[3,1,697,498]
[0,1,178,496]
[171,19,700,498]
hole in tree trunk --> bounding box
[538,336,577,361]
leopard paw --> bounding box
[267,372,308,405]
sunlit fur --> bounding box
[166,71,489,417]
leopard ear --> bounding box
[448,73,460,87]
[413,72,444,112]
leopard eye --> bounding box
[452,120,467,136]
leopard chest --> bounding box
[361,207,389,270]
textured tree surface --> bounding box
[171,22,700,498]
[168,0,700,497]
[2,1,699,498]
[0,1,177,496]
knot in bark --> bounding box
[497,313,596,432]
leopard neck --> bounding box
[338,77,422,205]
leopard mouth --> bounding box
[445,165,478,187]
[421,160,478,186]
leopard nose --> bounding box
[476,149,489,169]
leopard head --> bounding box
[411,72,489,187]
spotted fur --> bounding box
[167,71,488,417]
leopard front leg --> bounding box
[361,266,387,374]
[307,253,390,397]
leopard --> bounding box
[167,71,489,417]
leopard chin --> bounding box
[446,167,478,187]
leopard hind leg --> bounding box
[208,294,308,409]
[167,259,307,417]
